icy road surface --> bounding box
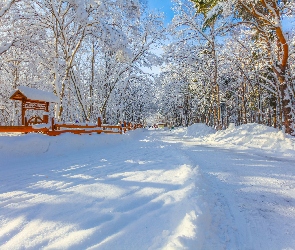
[0,127,295,249]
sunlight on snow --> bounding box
[207,172,233,183]
[86,231,125,250]
[0,191,60,209]
[239,176,295,199]
[239,179,295,201]
[242,176,295,189]
[3,192,68,209]
[108,165,192,185]
[63,183,126,199]
[51,164,89,173]
[162,211,197,249]
[134,187,165,197]
[275,205,295,219]
[152,184,194,205]
[28,180,73,190]
[0,191,32,201]
[43,227,96,250]
[0,216,25,238]
[1,219,87,250]
[67,174,93,180]
[124,159,154,164]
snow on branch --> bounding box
[0,0,16,18]
[0,41,14,55]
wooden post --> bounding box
[43,115,48,124]
[97,117,102,127]
[21,99,25,126]
[51,117,55,131]
[97,117,102,134]
[119,121,123,134]
[43,102,49,124]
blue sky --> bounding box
[148,0,174,23]
[147,0,293,31]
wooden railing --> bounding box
[0,117,143,136]
[0,125,49,133]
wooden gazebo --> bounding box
[10,86,58,125]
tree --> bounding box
[89,11,165,123]
[0,0,20,55]
[0,0,165,125]
[164,0,227,127]
[190,0,295,134]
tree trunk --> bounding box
[279,81,293,134]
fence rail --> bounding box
[0,118,143,136]
[0,126,49,133]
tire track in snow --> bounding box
[161,131,295,250]
[1,130,199,249]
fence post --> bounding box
[97,117,102,134]
[97,117,102,127]
[119,121,122,134]
[51,117,55,131]
[124,121,127,133]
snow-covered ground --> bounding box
[0,123,295,249]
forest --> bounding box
[0,0,294,135]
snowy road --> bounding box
[1,128,295,249]
[162,133,295,249]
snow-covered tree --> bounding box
[0,0,165,125]
[190,0,295,134]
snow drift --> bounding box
[182,123,295,160]
[0,129,146,157]
[1,123,295,249]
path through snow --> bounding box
[0,127,295,249]
[162,132,295,249]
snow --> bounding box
[32,123,51,129]
[13,86,59,103]
[0,0,14,18]
[177,123,295,160]
[0,41,13,55]
[1,123,295,249]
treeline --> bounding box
[1,0,295,135]
[160,0,295,135]
[0,0,163,125]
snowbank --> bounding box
[1,124,295,249]
[0,128,200,250]
[180,123,295,159]
[1,123,294,160]
[0,129,147,157]
[185,123,215,137]
[168,123,215,138]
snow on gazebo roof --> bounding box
[10,86,59,103]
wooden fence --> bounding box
[0,117,143,136]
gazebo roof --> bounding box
[10,86,59,103]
